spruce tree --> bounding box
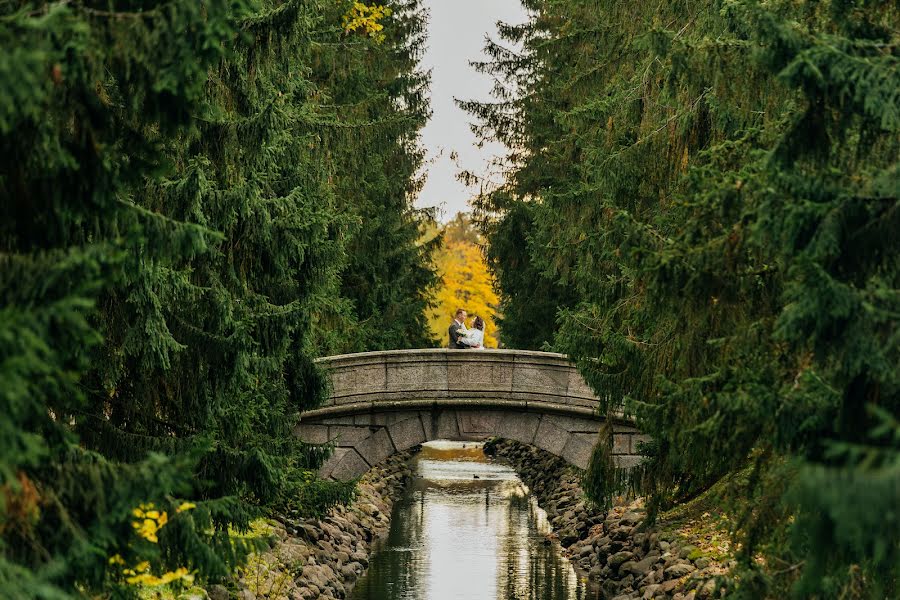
[310,0,439,354]
[465,0,898,596]
[0,0,435,595]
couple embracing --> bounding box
[448,308,485,350]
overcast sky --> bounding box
[416,0,527,221]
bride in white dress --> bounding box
[460,316,485,349]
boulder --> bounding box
[665,562,697,579]
[624,555,658,577]
[608,550,635,569]
[206,584,229,600]
[621,512,643,526]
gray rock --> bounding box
[621,512,643,526]
[620,560,638,576]
[320,563,337,581]
[559,529,580,546]
[608,550,635,569]
[665,562,697,579]
[602,579,621,598]
[694,556,711,570]
[625,555,658,577]
[206,584,229,600]
[697,578,718,598]
[661,579,680,593]
[302,565,326,588]
[593,535,612,550]
[643,568,663,585]
[294,586,314,600]
[298,523,320,541]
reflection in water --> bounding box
[350,441,600,600]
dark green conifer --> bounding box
[465,0,898,596]
[310,0,439,354]
[1,0,435,595]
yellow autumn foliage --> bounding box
[342,2,391,43]
[131,503,166,543]
[106,502,197,587]
[427,215,500,348]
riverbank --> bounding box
[485,438,731,600]
[200,450,414,600]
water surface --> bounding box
[350,441,599,600]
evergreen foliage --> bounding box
[311,0,439,354]
[0,0,434,595]
[464,0,898,596]
[479,201,576,349]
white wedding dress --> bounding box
[461,328,485,349]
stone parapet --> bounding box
[317,349,602,410]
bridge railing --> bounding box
[311,348,600,415]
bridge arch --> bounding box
[298,349,645,481]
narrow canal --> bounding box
[349,441,600,600]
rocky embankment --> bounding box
[485,439,729,600]
[206,451,413,600]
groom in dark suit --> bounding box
[448,308,468,349]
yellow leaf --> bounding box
[427,218,501,348]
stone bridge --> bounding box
[297,349,645,481]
